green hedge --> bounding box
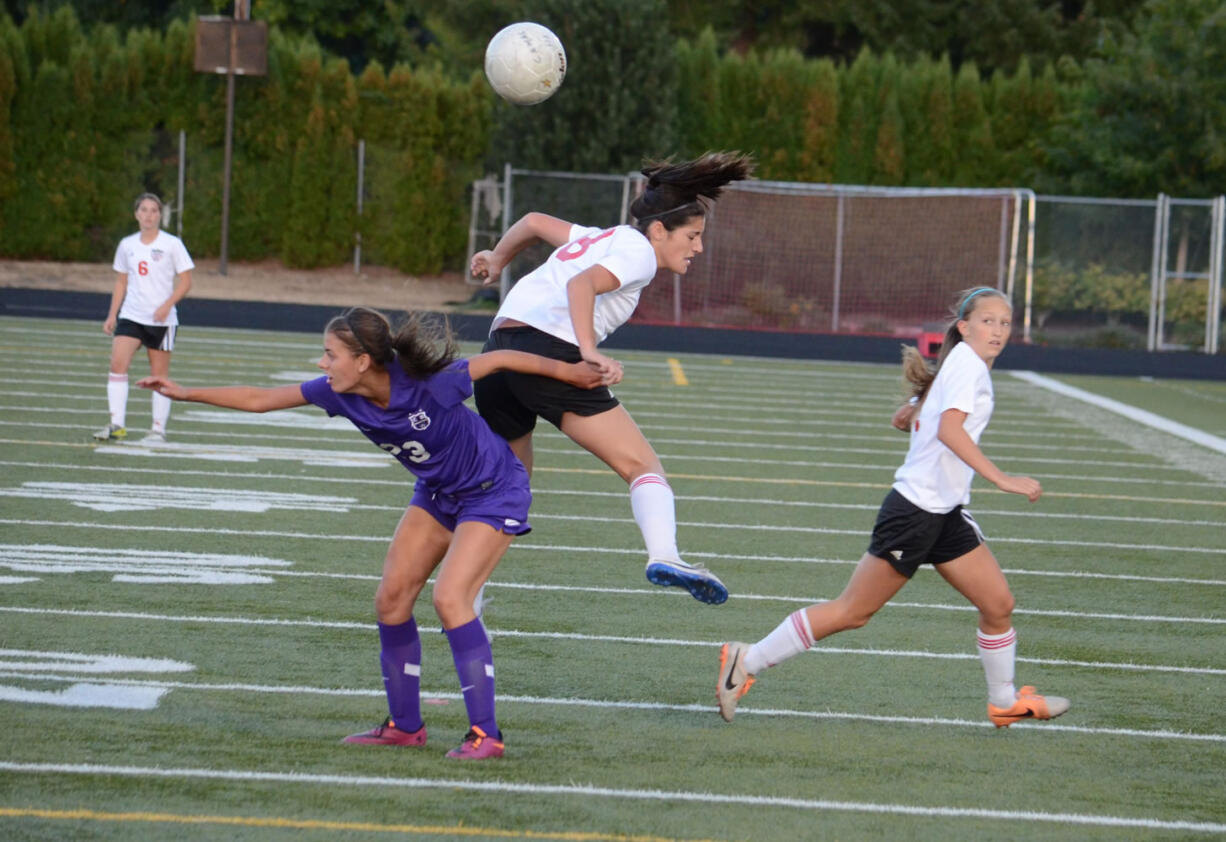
[1,10,1086,270]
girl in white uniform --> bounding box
[717,287,1070,728]
[470,152,753,605]
[94,193,194,443]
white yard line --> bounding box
[1011,371,1226,456]
[1,761,1223,833]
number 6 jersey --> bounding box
[112,230,195,326]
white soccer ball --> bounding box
[484,22,566,106]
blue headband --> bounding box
[958,287,999,319]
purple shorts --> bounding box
[410,476,532,536]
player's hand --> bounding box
[153,302,172,323]
[103,316,116,335]
[579,347,621,381]
[137,376,187,400]
[996,474,1041,503]
[470,250,506,286]
[891,402,916,432]
[566,360,618,389]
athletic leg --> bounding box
[560,406,727,603]
[344,506,450,746]
[433,521,514,755]
[719,554,908,721]
[936,544,1069,725]
[98,335,141,437]
[146,347,172,436]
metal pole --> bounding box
[176,130,185,238]
[499,162,513,301]
[219,70,234,275]
[831,193,845,332]
[1207,195,1224,354]
[1023,194,1035,344]
[354,139,365,274]
[1147,194,1165,351]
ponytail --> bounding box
[324,307,459,380]
[630,151,754,232]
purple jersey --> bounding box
[300,358,524,497]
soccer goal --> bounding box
[469,170,1035,342]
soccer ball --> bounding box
[484,22,566,106]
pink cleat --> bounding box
[445,725,504,759]
[341,717,427,746]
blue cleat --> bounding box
[646,558,729,605]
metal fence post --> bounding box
[353,139,364,274]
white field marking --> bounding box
[624,406,1078,430]
[92,440,390,468]
[0,649,193,674]
[5,672,1226,745]
[0,544,292,584]
[0,457,1219,512]
[6,517,1226,581]
[1012,370,1226,455]
[180,408,353,430]
[0,683,169,708]
[2,605,1222,676]
[636,420,1104,444]
[1,762,1223,832]
[1,482,360,514]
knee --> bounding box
[979,591,1015,627]
[374,576,423,623]
[829,599,877,632]
[431,585,471,627]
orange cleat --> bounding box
[988,685,1070,728]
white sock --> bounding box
[977,627,1018,708]
[744,609,814,675]
[629,473,680,562]
[151,390,171,433]
[107,372,129,427]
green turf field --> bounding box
[1,316,1223,841]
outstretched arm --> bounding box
[466,349,620,389]
[138,376,309,413]
[470,212,574,286]
[566,265,623,378]
[938,408,1041,502]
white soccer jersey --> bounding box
[492,224,658,345]
[112,230,194,326]
[892,340,995,513]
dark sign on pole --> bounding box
[194,12,267,275]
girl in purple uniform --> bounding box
[140,306,611,759]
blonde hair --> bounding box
[901,286,1011,402]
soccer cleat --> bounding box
[445,725,504,759]
[341,717,427,746]
[140,430,167,445]
[987,685,1070,728]
[645,558,729,605]
[93,424,127,441]
[716,641,756,722]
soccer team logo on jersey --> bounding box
[408,410,431,431]
[151,248,164,262]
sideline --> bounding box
[1010,371,1226,456]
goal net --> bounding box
[471,171,1032,340]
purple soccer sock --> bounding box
[378,618,423,732]
[444,617,499,738]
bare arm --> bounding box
[153,270,193,324]
[470,212,574,285]
[137,376,309,413]
[104,272,127,334]
[938,409,1041,502]
[466,349,619,388]
[566,265,622,376]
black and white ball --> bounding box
[484,22,567,106]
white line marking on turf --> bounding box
[9,514,1226,558]
[2,459,1222,526]
[1,606,1220,675]
[3,672,1223,744]
[4,519,1224,582]
[1012,370,1226,455]
[0,762,1221,833]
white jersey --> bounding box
[892,341,994,513]
[492,224,658,345]
[112,230,194,326]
